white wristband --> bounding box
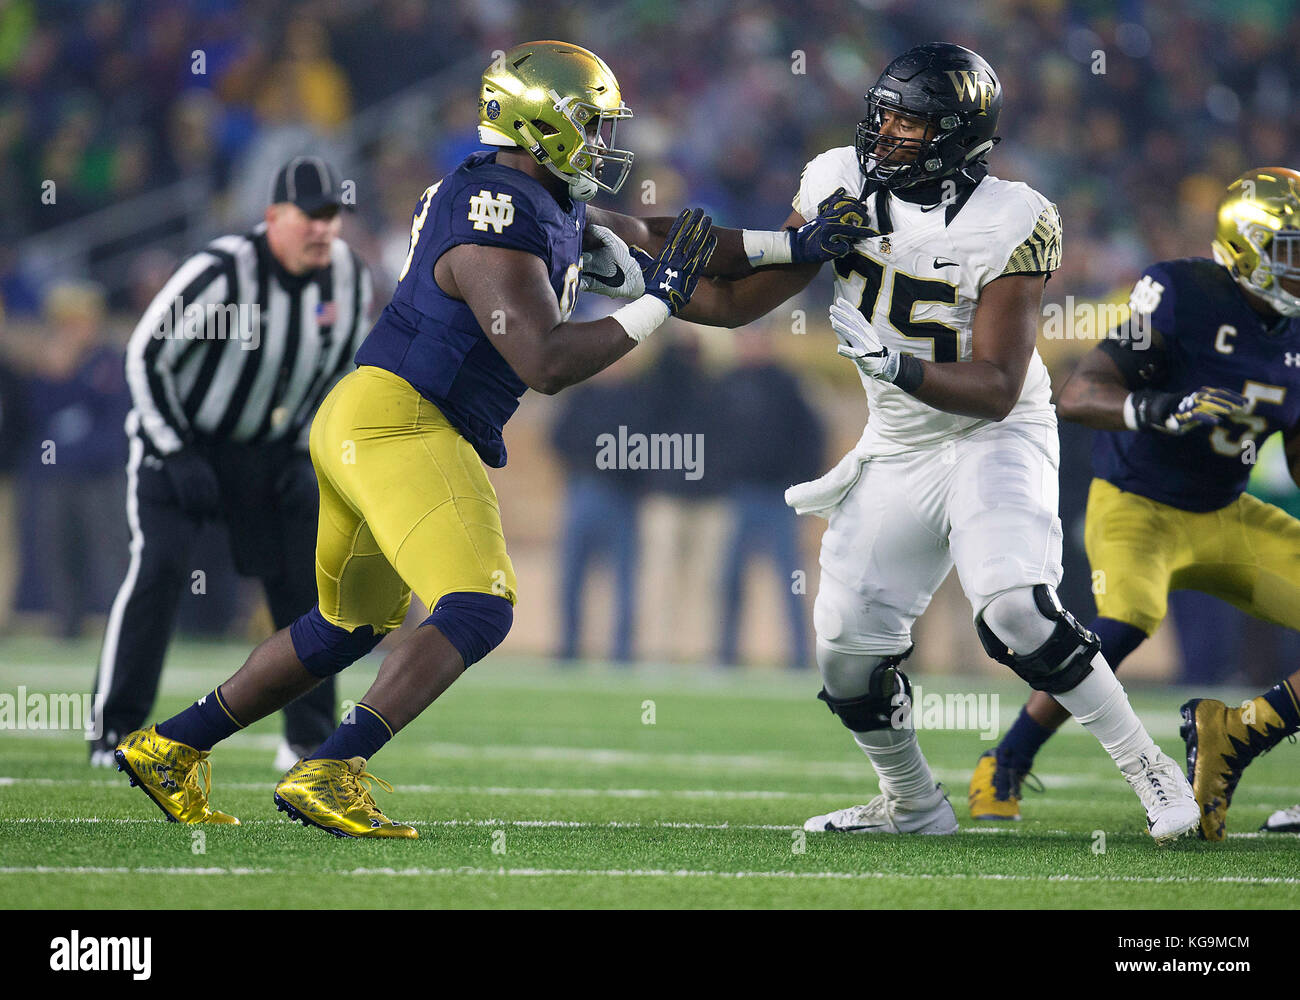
[1122,393,1138,431]
[611,295,671,344]
[742,229,793,266]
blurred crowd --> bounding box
[6,0,1299,310]
[3,0,1300,680]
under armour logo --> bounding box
[197,695,207,706]
[664,268,678,281]
[1285,352,1300,367]
[467,190,516,233]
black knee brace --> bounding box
[975,585,1098,694]
[817,647,913,733]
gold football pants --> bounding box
[1085,477,1300,635]
[308,366,517,633]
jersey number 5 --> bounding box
[834,254,960,362]
[1209,381,1287,457]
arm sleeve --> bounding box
[124,250,230,454]
[1095,263,1176,388]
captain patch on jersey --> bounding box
[1094,257,1300,511]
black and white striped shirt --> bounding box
[125,222,373,454]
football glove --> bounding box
[580,224,645,299]
[1129,386,1249,435]
[638,208,716,314]
[163,449,221,517]
[789,187,879,264]
[830,295,899,382]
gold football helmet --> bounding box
[478,40,632,201]
[1211,167,1300,317]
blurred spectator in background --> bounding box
[713,326,824,668]
[16,281,129,637]
[636,329,727,661]
[550,367,647,663]
[0,309,28,632]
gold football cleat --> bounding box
[968,749,1042,820]
[274,756,418,839]
[114,727,240,825]
[1180,696,1286,841]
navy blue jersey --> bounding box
[356,151,585,466]
[1093,258,1300,511]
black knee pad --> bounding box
[976,585,1098,694]
[818,647,913,733]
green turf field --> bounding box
[1,636,1297,909]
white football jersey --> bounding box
[795,146,1061,455]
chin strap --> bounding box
[533,153,596,201]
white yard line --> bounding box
[4,773,1298,798]
[0,864,1294,886]
[1,816,1289,839]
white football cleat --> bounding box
[1261,804,1300,833]
[1122,750,1199,844]
[804,785,958,835]
[273,740,311,772]
[89,748,117,768]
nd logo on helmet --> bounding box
[945,70,995,111]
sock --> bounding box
[156,687,244,752]
[1054,653,1156,770]
[992,620,1147,780]
[997,707,1052,778]
[1091,616,1147,670]
[1242,679,1300,755]
[307,702,395,762]
[853,727,941,808]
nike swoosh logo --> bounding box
[933,258,958,269]
[591,263,625,287]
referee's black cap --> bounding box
[272,156,346,215]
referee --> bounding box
[90,157,373,769]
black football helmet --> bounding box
[856,42,1002,190]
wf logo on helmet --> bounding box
[945,70,995,111]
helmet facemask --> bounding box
[541,91,633,201]
[477,41,634,203]
[1211,167,1300,318]
[856,89,992,190]
[1243,225,1300,317]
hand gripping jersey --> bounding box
[795,146,1062,455]
[356,151,585,467]
[1092,258,1300,512]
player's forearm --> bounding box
[591,209,751,277]
[675,276,764,328]
[676,262,820,328]
[529,316,641,394]
[1056,371,1131,431]
[904,359,1026,421]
